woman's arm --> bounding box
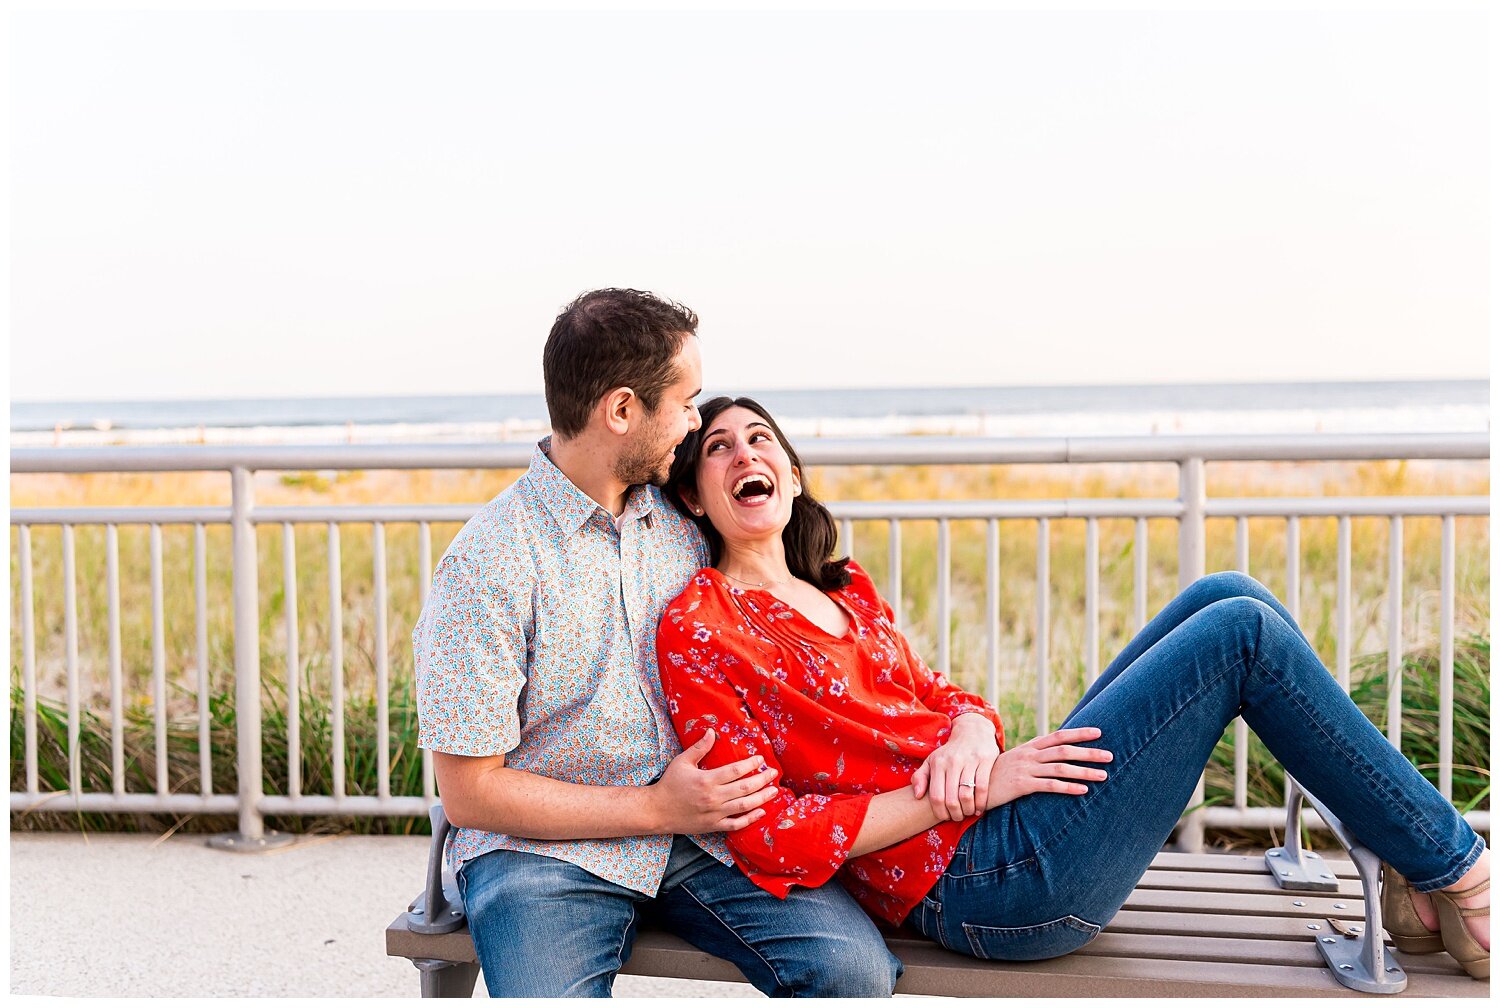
[847,785,948,856]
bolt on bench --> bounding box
[387,787,1480,997]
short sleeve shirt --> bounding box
[414,437,732,893]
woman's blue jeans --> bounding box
[908,571,1485,961]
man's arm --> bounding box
[417,542,781,839]
[434,728,779,838]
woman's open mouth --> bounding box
[732,474,775,506]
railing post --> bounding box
[210,466,291,851]
[1178,457,1208,852]
[1178,457,1206,590]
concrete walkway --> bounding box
[9,831,767,998]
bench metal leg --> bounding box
[413,959,479,998]
[1265,776,1407,994]
[1312,844,1407,994]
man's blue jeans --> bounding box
[457,834,902,997]
[909,571,1485,961]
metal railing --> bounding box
[9,433,1490,848]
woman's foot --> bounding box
[1408,849,1489,979]
[1410,849,1490,952]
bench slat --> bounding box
[1123,888,1366,919]
[887,939,1479,998]
[1052,930,1459,976]
[1150,851,1359,877]
[1107,908,1361,941]
[1136,867,1363,897]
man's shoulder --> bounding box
[438,480,545,573]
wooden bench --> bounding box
[385,796,1480,997]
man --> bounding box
[414,289,901,997]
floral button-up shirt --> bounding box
[414,437,731,893]
[657,561,1006,926]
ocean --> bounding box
[9,380,1489,447]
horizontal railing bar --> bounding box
[11,431,1488,473]
[253,505,479,524]
[1207,496,1489,518]
[11,443,535,473]
[828,499,1184,520]
[10,792,240,814]
[14,495,1488,528]
[257,795,430,816]
[1061,432,1489,463]
[8,792,428,816]
[10,507,231,525]
[7,503,476,527]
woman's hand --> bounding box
[911,713,1001,821]
[983,726,1113,810]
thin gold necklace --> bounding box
[719,568,794,590]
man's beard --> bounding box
[615,430,674,487]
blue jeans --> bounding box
[458,834,902,997]
[909,571,1485,961]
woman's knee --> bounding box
[1192,594,1280,637]
[1190,570,1275,607]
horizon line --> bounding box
[11,375,1491,408]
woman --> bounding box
[655,396,1488,977]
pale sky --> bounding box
[9,7,1490,402]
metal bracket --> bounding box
[1315,922,1408,994]
[406,804,466,935]
[1267,775,1407,994]
[1265,776,1339,891]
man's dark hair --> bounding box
[665,396,852,593]
[542,289,699,438]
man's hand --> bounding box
[648,729,779,833]
[911,713,1001,820]
[983,726,1113,811]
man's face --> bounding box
[614,336,703,487]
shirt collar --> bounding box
[527,436,657,536]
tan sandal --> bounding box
[1381,864,1444,954]
[1430,876,1489,980]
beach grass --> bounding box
[10,458,1490,841]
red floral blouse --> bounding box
[657,560,1006,926]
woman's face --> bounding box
[686,405,802,548]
